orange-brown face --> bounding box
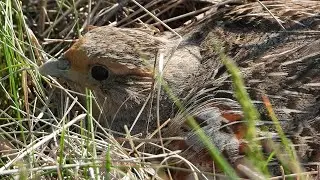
[39,26,165,130]
[39,26,162,87]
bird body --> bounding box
[39,0,320,175]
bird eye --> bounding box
[91,65,109,81]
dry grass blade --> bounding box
[1,0,319,179]
[0,114,86,171]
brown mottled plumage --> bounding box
[39,0,320,177]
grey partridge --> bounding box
[39,0,320,177]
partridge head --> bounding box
[39,26,201,134]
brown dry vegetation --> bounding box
[0,0,319,179]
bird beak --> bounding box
[39,58,70,78]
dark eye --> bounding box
[91,65,109,81]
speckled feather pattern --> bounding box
[39,0,320,175]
